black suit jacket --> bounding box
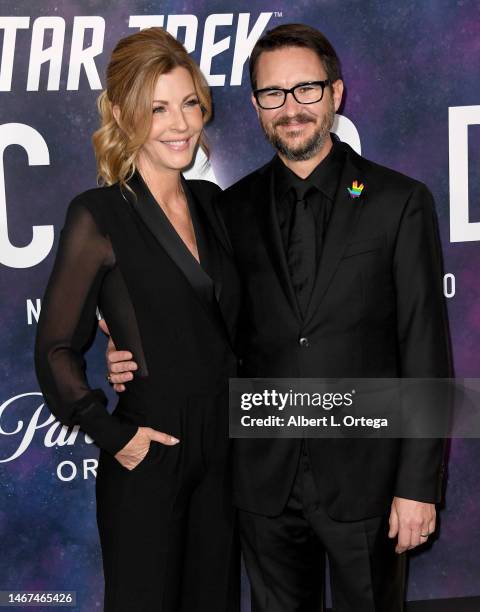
[219,141,452,520]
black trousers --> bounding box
[95,427,239,612]
[239,443,406,612]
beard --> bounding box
[259,98,335,161]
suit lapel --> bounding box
[188,179,231,257]
[303,149,367,327]
[184,179,242,349]
[182,177,223,303]
[255,159,302,322]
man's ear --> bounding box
[331,79,344,113]
[251,92,260,118]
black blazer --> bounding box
[35,170,241,456]
[220,141,452,520]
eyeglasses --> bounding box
[253,80,331,110]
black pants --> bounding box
[96,433,239,612]
[239,443,406,612]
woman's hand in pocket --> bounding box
[114,426,180,470]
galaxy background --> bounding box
[1,1,479,610]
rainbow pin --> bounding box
[347,180,364,199]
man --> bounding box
[105,23,451,611]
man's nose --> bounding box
[282,91,303,114]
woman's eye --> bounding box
[185,98,200,107]
[153,106,166,113]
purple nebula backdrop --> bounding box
[0,1,479,610]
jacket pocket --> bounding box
[342,235,384,258]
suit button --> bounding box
[299,337,310,347]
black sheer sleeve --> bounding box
[34,195,138,455]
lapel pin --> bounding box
[347,180,364,199]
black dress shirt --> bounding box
[273,135,346,263]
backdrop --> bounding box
[1,1,479,610]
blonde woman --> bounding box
[35,28,240,611]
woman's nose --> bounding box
[169,107,188,131]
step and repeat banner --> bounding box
[1,1,479,610]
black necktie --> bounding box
[287,184,316,319]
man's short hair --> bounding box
[249,23,343,90]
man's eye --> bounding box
[153,106,166,113]
[298,86,314,93]
[266,90,282,97]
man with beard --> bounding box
[106,23,451,612]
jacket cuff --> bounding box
[393,438,445,503]
[73,389,138,456]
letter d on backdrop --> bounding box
[449,105,480,243]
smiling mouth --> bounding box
[279,120,311,128]
[160,137,191,150]
[278,124,311,137]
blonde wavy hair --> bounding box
[92,27,212,193]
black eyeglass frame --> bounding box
[253,80,331,110]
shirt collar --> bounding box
[274,133,345,202]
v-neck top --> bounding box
[132,169,206,268]
[127,169,223,305]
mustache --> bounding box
[273,114,315,128]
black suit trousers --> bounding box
[239,443,406,612]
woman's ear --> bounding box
[112,104,121,126]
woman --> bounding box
[35,27,240,612]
